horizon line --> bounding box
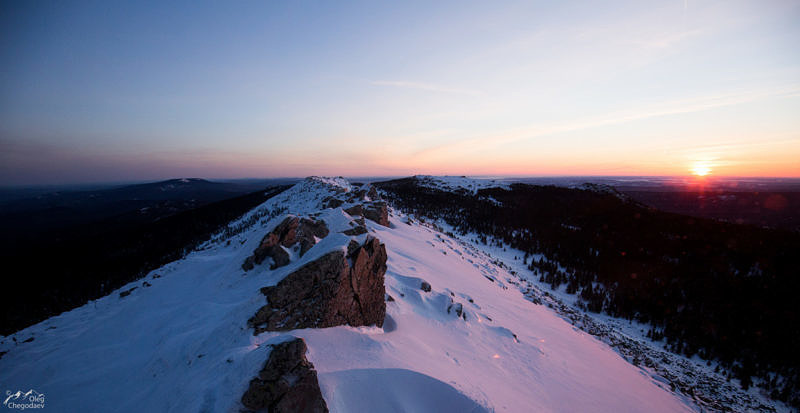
[3,174,800,189]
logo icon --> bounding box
[3,390,45,410]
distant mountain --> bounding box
[0,178,299,250]
[0,180,292,335]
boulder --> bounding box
[295,218,329,255]
[363,202,389,227]
[343,202,388,227]
[322,197,344,209]
[343,204,363,217]
[243,216,329,271]
[420,281,432,292]
[241,338,328,413]
[250,237,387,334]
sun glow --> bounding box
[690,161,712,177]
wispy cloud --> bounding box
[369,80,481,96]
[411,84,800,158]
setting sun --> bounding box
[690,162,712,177]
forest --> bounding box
[376,177,800,407]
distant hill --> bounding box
[0,178,299,251]
[0,179,293,334]
[620,190,800,232]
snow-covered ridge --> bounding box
[306,176,354,193]
[415,175,510,194]
[0,176,700,412]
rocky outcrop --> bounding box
[243,216,329,271]
[447,301,466,321]
[343,204,363,217]
[249,237,387,334]
[367,185,380,200]
[241,338,328,413]
[342,225,367,236]
[322,197,344,209]
[363,201,389,227]
[420,281,432,292]
[342,202,389,227]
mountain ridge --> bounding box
[0,176,789,412]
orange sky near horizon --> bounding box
[1,1,799,185]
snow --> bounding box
[307,176,354,192]
[415,175,510,194]
[0,177,696,412]
[427,221,789,412]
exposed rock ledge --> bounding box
[241,337,328,413]
[243,216,330,271]
[344,201,390,227]
[249,237,387,334]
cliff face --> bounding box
[249,236,387,334]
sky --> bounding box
[1,0,799,185]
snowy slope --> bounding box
[415,175,510,194]
[388,176,788,412]
[0,177,695,412]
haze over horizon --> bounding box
[2,0,799,185]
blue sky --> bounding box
[1,0,799,184]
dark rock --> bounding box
[386,294,395,302]
[268,246,291,270]
[242,256,255,271]
[22,337,34,343]
[346,240,361,257]
[241,338,328,413]
[142,281,152,287]
[454,303,464,319]
[344,205,363,217]
[250,237,387,334]
[420,281,432,292]
[243,216,329,271]
[296,218,329,256]
[119,287,137,298]
[367,186,380,200]
[343,225,367,236]
[363,202,390,227]
[322,197,344,209]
